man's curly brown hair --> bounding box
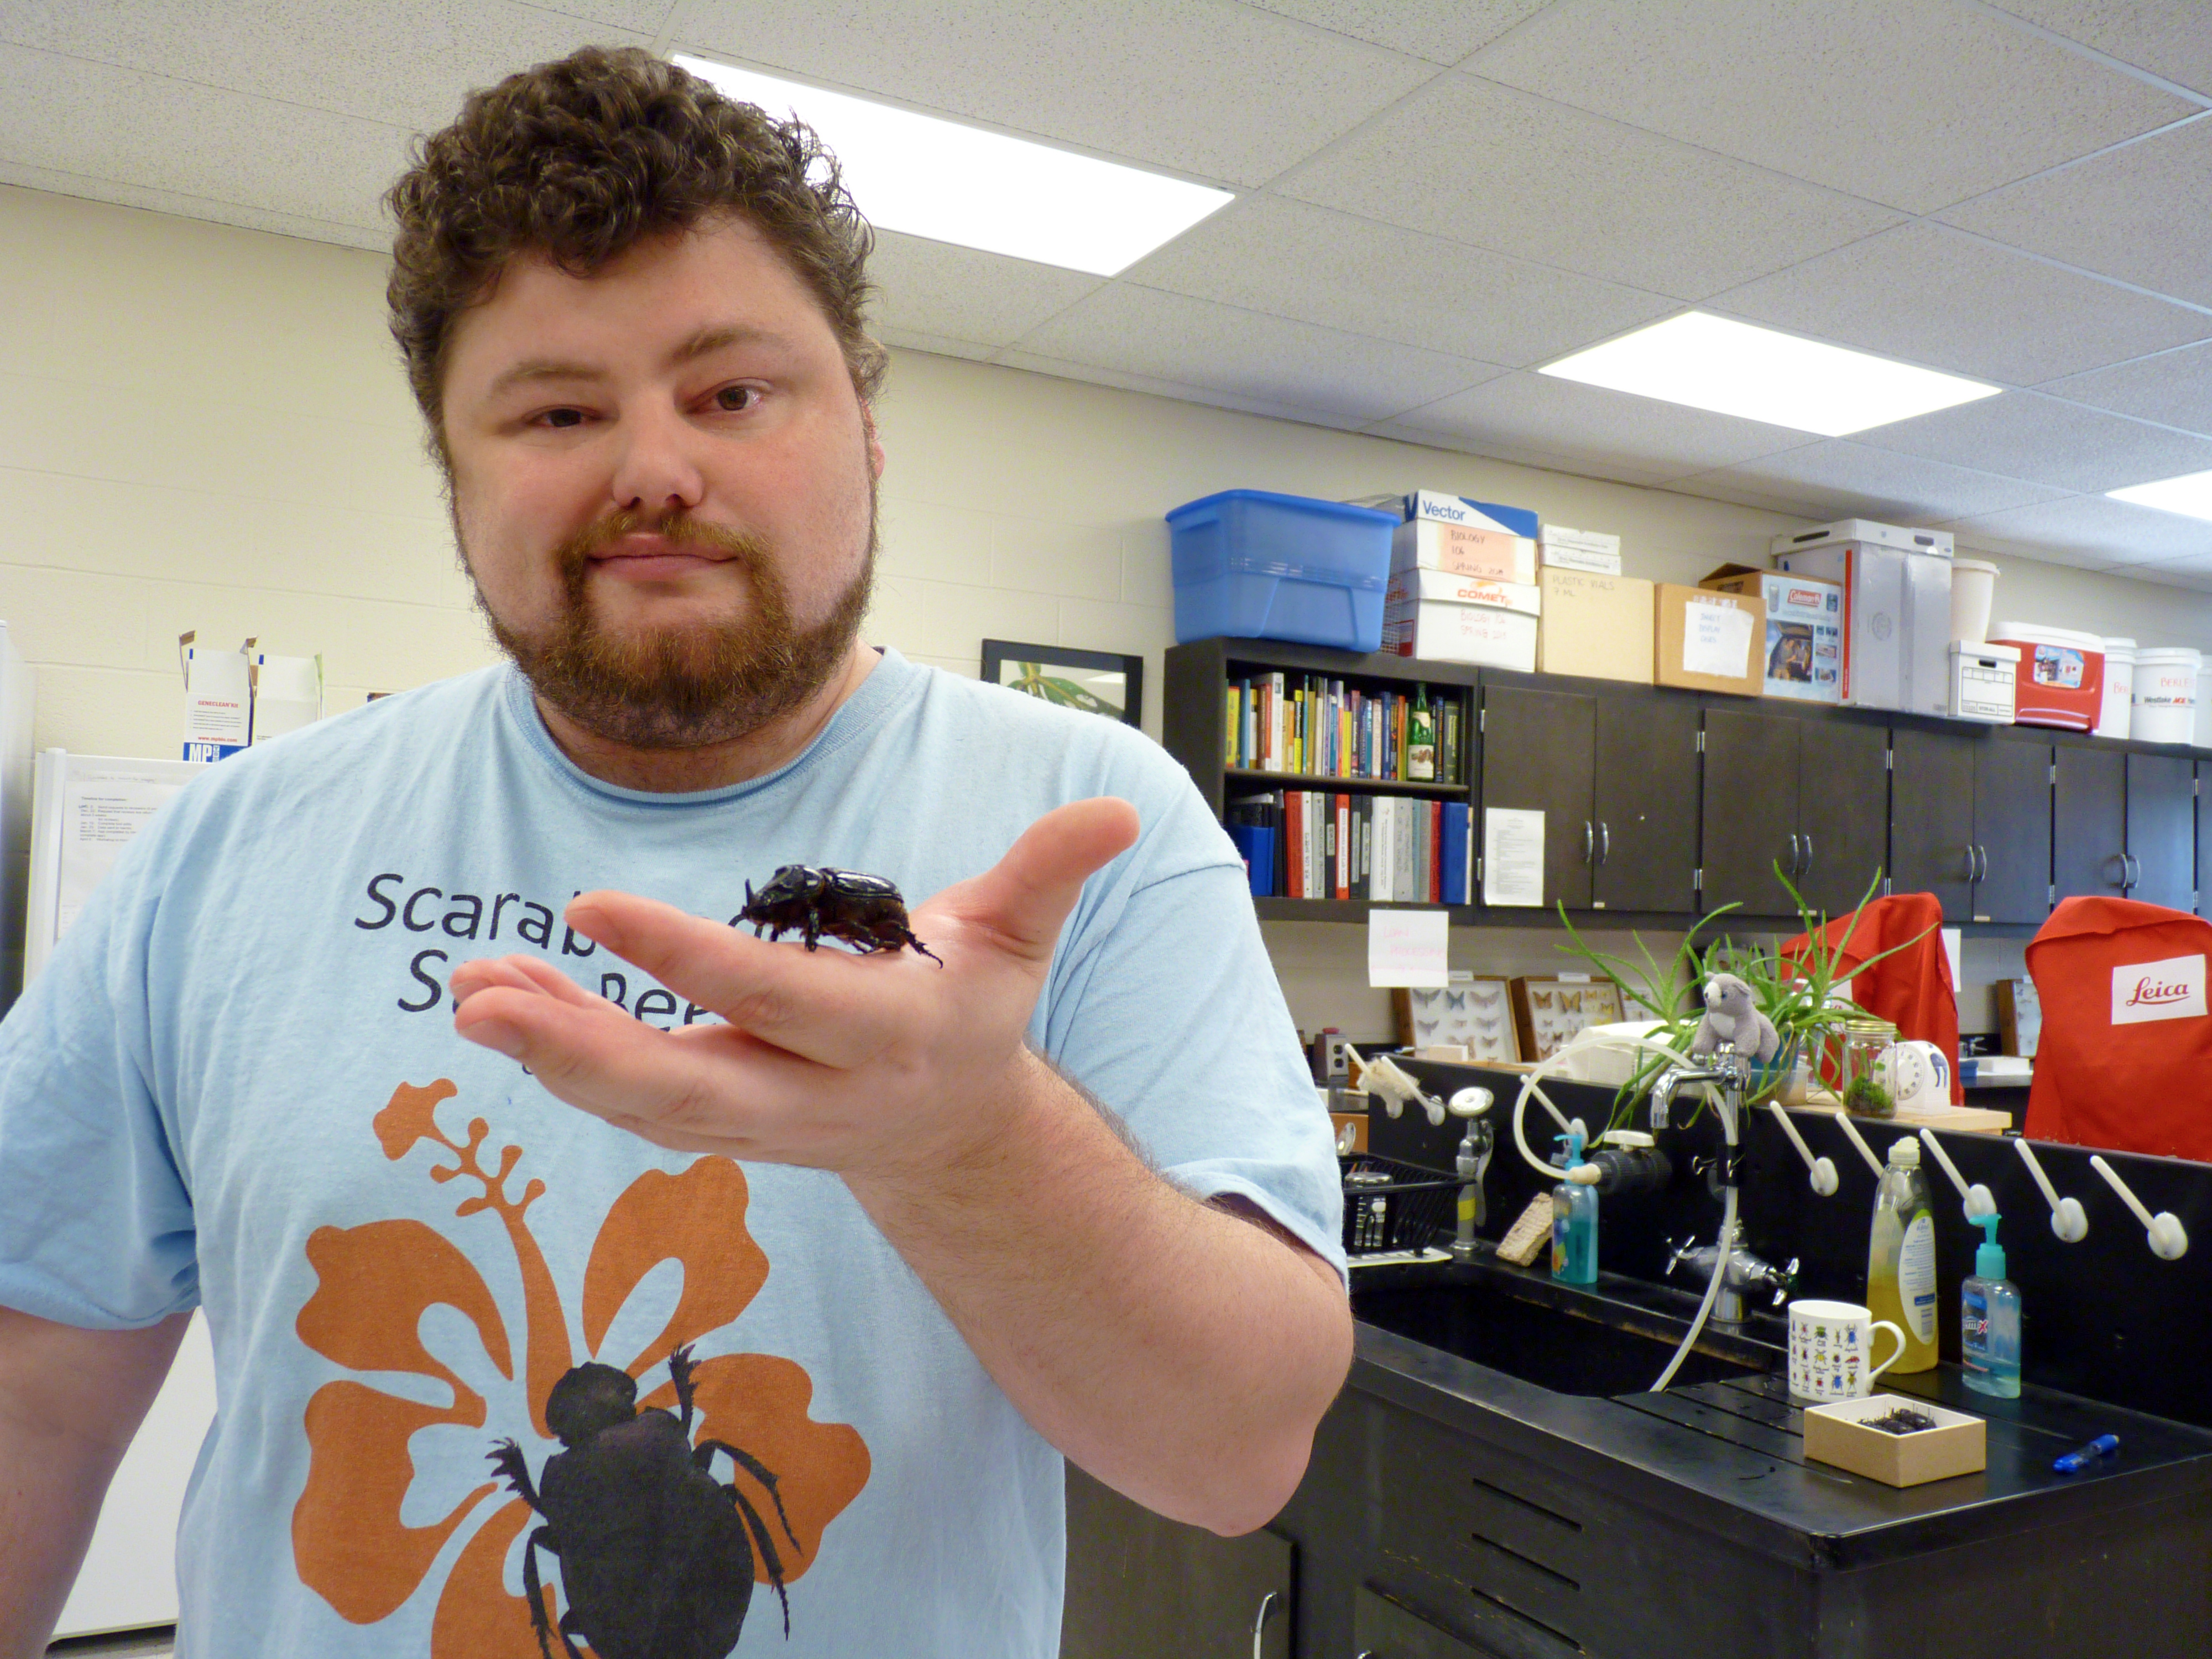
[386,45,888,460]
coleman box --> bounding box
[1700,565,1843,704]
[1538,569,1653,682]
[1655,585,1761,696]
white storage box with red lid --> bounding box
[1990,622,2104,731]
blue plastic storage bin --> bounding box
[1167,489,1397,651]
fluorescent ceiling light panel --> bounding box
[1537,311,2002,436]
[674,55,1232,275]
[2110,469,2212,523]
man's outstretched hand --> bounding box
[447,797,1139,1176]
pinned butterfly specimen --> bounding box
[1416,1018,1440,1039]
[1563,991,1583,1013]
[1532,990,1554,1009]
[1446,990,1467,1010]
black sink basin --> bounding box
[1353,1275,1767,1397]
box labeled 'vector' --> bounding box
[1539,570,1653,682]
[1700,566,1843,704]
[1391,517,1537,585]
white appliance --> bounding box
[23,748,215,1640]
[53,1314,218,1639]
[1771,518,1955,558]
[25,752,206,985]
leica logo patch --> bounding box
[2112,954,2207,1025]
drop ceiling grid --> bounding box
[1,0,2210,567]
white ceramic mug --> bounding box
[1787,1299,1906,1404]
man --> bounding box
[0,44,1349,1659]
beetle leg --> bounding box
[694,1439,801,1551]
[520,1526,576,1659]
[804,902,822,951]
[668,1341,698,1435]
[487,1438,545,1513]
[722,1481,793,1639]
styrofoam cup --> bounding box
[1950,558,1999,644]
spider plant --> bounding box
[1554,862,1938,1135]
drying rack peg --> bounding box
[2013,1139,2088,1243]
[2090,1155,2189,1261]
[1766,1103,1839,1196]
[1830,1108,1887,1178]
[1918,1127,1996,1223]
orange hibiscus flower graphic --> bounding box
[291,1079,870,1655]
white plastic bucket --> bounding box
[1950,558,1999,644]
[2098,638,2136,739]
[2133,647,2201,745]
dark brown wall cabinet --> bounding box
[1478,680,1700,915]
[2054,744,2197,913]
[1699,706,1888,918]
[1889,728,2054,925]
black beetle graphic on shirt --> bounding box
[488,1343,802,1658]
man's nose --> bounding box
[608,401,707,515]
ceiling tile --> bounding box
[873,327,999,363]
[1665,474,1840,519]
[1990,2,2212,98]
[514,0,682,32]
[1121,195,1677,367]
[1681,440,2069,524]
[1276,72,1903,300]
[994,349,1369,431]
[866,231,1103,350]
[2041,341,2212,434]
[1940,114,2212,309]
[0,45,408,234]
[1714,221,2212,385]
[675,0,1435,187]
[1012,285,1503,421]
[1466,0,2191,214]
[1851,390,2212,494]
[1941,493,2212,567]
[1386,371,1815,484]
[1234,0,1555,64]
[0,1,649,132]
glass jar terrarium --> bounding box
[1838,1016,1900,1119]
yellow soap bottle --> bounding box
[1865,1137,1939,1373]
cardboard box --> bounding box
[250,652,324,745]
[1802,1395,1987,1487]
[1391,517,1537,585]
[1383,593,1538,670]
[1772,518,1954,559]
[1654,585,1761,695]
[1541,525,1623,573]
[1539,569,1654,682]
[179,631,251,762]
[1386,566,1541,617]
[1700,566,1843,704]
[1402,490,1540,539]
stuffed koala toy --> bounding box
[1689,972,1782,1064]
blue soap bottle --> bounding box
[1551,1128,1598,1285]
[1961,1211,2022,1399]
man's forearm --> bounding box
[0,1308,189,1658]
[842,1051,1352,1535]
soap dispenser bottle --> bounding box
[1866,1138,1938,1373]
[1961,1212,2022,1398]
[1551,1128,1598,1285]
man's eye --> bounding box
[541,408,585,429]
[713,385,759,413]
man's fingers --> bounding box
[451,952,603,1011]
[938,796,1138,961]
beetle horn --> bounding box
[744,879,754,904]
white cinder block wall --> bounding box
[7,182,2212,1036]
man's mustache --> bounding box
[554,509,771,577]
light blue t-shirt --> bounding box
[0,647,1342,1659]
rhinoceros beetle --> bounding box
[733,865,943,965]
[487,1343,801,1659]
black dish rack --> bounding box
[1340,1155,1472,1258]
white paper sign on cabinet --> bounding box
[1368,907,1448,988]
[1482,807,1545,907]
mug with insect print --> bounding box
[1788,1300,1906,1404]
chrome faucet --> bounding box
[1667,1218,1798,1326]
[1645,1043,1755,1130]
[1447,1088,1494,1261]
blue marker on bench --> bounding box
[2053,1434,2119,1474]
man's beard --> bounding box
[472,501,875,752]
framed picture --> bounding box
[1392,975,1518,1064]
[980,640,1143,727]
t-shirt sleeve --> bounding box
[0,813,197,1329]
[1036,766,1346,1284]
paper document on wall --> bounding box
[1942,927,1962,995]
[56,774,189,938]
[1682,602,1754,679]
[1368,906,1448,988]
[1482,807,1545,907]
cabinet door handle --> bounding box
[1962,843,1977,882]
[2106,853,2129,889]
[1598,821,1610,865]
[1977,844,1990,883]
[1787,832,1802,875]
[1583,820,1594,864]
[1252,1589,1279,1658]
[1801,831,1814,875]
